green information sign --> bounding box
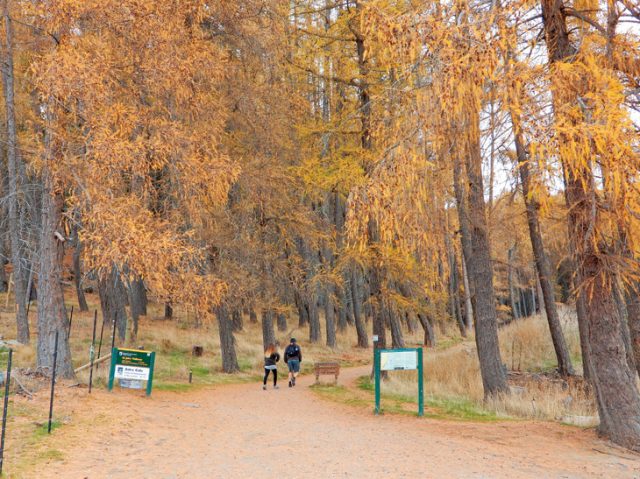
[374,347,423,416]
[108,348,156,396]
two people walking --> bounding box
[263,338,302,390]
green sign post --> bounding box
[108,348,156,396]
[374,347,423,416]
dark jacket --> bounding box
[284,344,302,362]
[264,352,280,367]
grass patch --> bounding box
[426,396,501,421]
[33,420,63,438]
[309,383,369,408]
[357,375,502,421]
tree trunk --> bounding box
[36,163,74,378]
[164,303,173,320]
[613,279,637,375]
[447,234,466,336]
[324,292,336,347]
[277,312,287,332]
[350,266,368,348]
[1,0,28,343]
[575,283,594,381]
[216,304,239,373]
[417,313,436,348]
[0,250,7,293]
[512,120,574,376]
[232,309,244,332]
[337,288,349,332]
[294,289,309,327]
[71,224,89,312]
[508,247,520,321]
[249,308,258,324]
[307,294,321,343]
[387,302,405,349]
[625,286,640,378]
[128,277,146,341]
[536,274,545,314]
[367,220,387,358]
[261,309,276,350]
[583,257,640,450]
[461,255,473,330]
[99,266,128,342]
[453,113,508,396]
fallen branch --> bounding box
[11,375,34,398]
[74,353,111,374]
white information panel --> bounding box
[114,365,150,381]
[380,350,418,371]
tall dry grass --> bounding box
[387,307,599,422]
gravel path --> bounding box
[29,367,640,478]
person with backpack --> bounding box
[263,344,280,390]
[284,338,302,387]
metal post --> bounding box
[189,369,192,384]
[67,305,74,338]
[146,352,156,397]
[0,349,13,475]
[374,349,381,415]
[48,331,59,434]
[88,310,97,393]
[417,348,424,417]
[96,312,105,369]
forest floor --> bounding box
[17,365,640,479]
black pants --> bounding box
[263,368,277,386]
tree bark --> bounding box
[417,313,436,348]
[324,293,336,347]
[350,266,368,348]
[307,294,321,343]
[128,277,146,341]
[624,287,640,377]
[277,312,287,332]
[461,255,473,330]
[216,304,239,373]
[508,246,520,321]
[294,289,309,327]
[99,266,128,342]
[453,110,508,396]
[232,309,244,332]
[387,302,405,348]
[71,223,89,312]
[1,0,28,343]
[612,279,637,375]
[36,161,74,378]
[261,309,276,350]
[512,119,574,376]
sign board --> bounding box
[380,350,418,371]
[108,348,156,396]
[374,348,423,416]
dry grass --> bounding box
[385,306,599,422]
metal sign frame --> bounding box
[108,347,156,396]
[374,347,424,416]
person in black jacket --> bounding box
[283,338,302,387]
[263,344,280,390]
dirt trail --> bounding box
[28,366,639,479]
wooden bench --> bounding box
[314,362,340,384]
